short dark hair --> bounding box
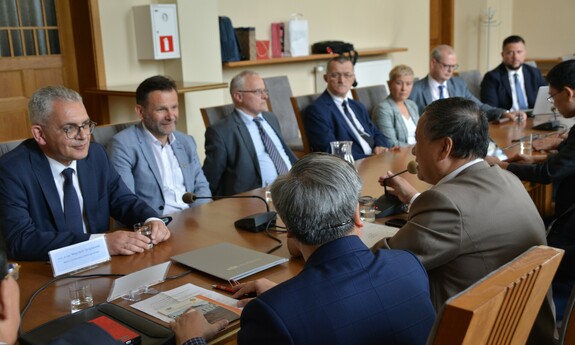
[136,75,177,106]
[502,35,525,49]
[546,60,575,90]
[422,98,489,159]
[326,55,353,71]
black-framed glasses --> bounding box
[547,89,564,104]
[327,72,355,80]
[62,120,97,140]
[237,89,269,96]
[4,263,19,281]
[435,59,459,71]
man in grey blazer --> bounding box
[108,76,211,215]
[409,45,525,122]
[372,98,555,345]
[203,71,297,196]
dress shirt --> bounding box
[47,157,87,233]
[400,114,417,145]
[142,126,188,215]
[507,66,527,111]
[329,93,372,155]
[428,77,450,101]
[237,110,292,187]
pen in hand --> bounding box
[212,284,257,299]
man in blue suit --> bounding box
[303,56,391,160]
[409,45,526,122]
[171,153,436,345]
[108,76,211,214]
[480,35,547,111]
[0,86,170,261]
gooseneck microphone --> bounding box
[375,161,418,218]
[382,160,418,195]
[182,192,277,233]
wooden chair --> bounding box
[428,245,564,345]
[457,69,482,99]
[351,84,388,115]
[0,139,24,158]
[200,104,235,128]
[91,120,139,147]
[263,76,305,157]
[290,93,321,155]
[557,285,575,345]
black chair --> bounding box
[290,93,321,155]
[200,104,235,128]
[91,121,139,147]
[0,139,24,158]
[351,84,388,115]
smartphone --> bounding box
[385,218,407,228]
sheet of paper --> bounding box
[131,283,241,323]
[360,222,400,248]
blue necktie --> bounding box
[342,100,375,147]
[62,168,83,233]
[514,73,528,110]
[438,85,445,99]
[253,117,289,175]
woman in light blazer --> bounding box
[371,65,419,147]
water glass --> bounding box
[134,223,153,249]
[358,196,376,223]
[330,141,355,165]
[69,282,93,313]
[520,134,533,155]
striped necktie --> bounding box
[62,168,83,233]
[253,117,289,175]
[342,100,375,147]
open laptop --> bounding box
[528,86,555,116]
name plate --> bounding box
[49,237,111,277]
[107,261,171,302]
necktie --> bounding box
[253,117,289,175]
[62,168,83,233]
[438,85,445,99]
[341,100,375,147]
[514,73,528,110]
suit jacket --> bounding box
[480,62,547,110]
[371,96,420,147]
[372,161,555,344]
[237,236,436,345]
[0,139,159,261]
[303,90,391,160]
[202,110,297,196]
[107,123,211,213]
[409,75,505,121]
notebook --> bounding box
[171,243,288,281]
[530,86,555,116]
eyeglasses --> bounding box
[547,89,564,104]
[435,60,459,71]
[237,89,269,96]
[4,263,19,281]
[62,121,97,140]
[327,73,355,80]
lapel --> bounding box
[499,64,513,100]
[29,141,67,231]
[135,124,163,189]
[232,110,261,175]
[76,148,97,231]
[522,66,536,102]
[321,91,357,140]
[422,76,435,107]
[170,134,193,190]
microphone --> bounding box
[375,161,418,218]
[182,192,277,233]
[532,107,561,131]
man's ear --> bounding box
[353,204,363,237]
[438,137,453,160]
[134,105,145,121]
[31,125,46,146]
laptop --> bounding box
[529,86,555,116]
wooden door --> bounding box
[430,0,454,49]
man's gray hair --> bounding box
[229,70,260,95]
[28,85,83,125]
[270,152,362,245]
[430,44,455,62]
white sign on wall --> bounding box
[134,4,180,60]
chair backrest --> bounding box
[263,76,305,156]
[457,70,482,99]
[200,104,235,128]
[290,93,321,155]
[91,120,139,147]
[428,245,563,345]
[0,139,24,158]
[558,284,575,345]
[351,84,389,115]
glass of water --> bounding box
[358,196,376,223]
[69,282,93,313]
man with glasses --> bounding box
[487,60,575,321]
[409,45,524,122]
[480,35,547,112]
[108,75,212,215]
[0,86,170,261]
[203,70,297,196]
[304,56,391,160]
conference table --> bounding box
[17,113,572,344]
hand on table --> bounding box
[170,309,228,345]
[231,278,277,307]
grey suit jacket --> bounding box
[371,96,419,147]
[202,110,297,196]
[372,161,555,345]
[409,75,506,121]
[107,123,211,214]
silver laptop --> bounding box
[530,86,555,116]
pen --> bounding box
[212,284,235,294]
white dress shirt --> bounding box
[327,91,372,155]
[506,66,527,111]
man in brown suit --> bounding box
[372,97,555,344]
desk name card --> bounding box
[48,237,111,277]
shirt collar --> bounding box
[237,108,262,125]
[436,158,483,185]
[326,89,351,105]
[506,65,524,75]
[46,155,78,177]
[142,123,176,146]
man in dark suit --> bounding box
[480,35,547,111]
[202,70,297,196]
[409,45,526,122]
[374,98,555,345]
[303,56,391,160]
[0,86,170,261]
[172,153,436,345]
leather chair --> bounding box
[457,70,482,99]
[351,84,388,115]
[0,139,24,158]
[289,93,321,155]
[91,121,139,147]
[200,104,235,128]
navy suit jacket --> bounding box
[303,90,391,160]
[107,123,211,213]
[409,75,505,121]
[237,236,436,345]
[480,63,547,110]
[202,110,297,196]
[0,139,159,260]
